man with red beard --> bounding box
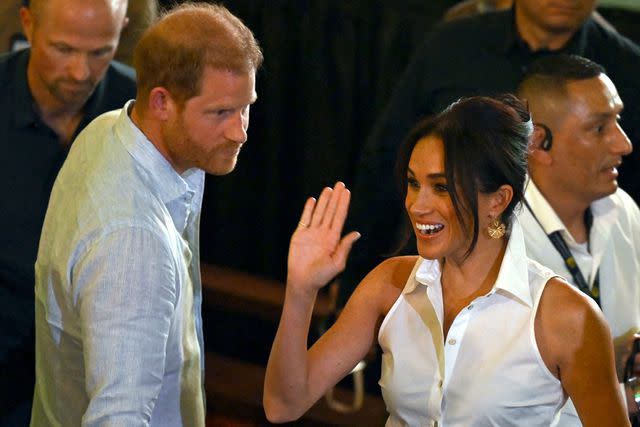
[31,3,262,426]
[0,0,134,424]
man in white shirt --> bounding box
[517,54,640,426]
[32,3,262,426]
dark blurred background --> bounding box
[195,0,462,280]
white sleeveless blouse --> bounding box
[378,221,567,427]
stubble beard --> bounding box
[48,78,96,107]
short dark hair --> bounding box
[518,54,605,97]
[397,95,531,258]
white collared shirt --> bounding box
[519,179,640,426]
[378,220,566,426]
[519,179,640,337]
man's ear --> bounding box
[148,87,176,120]
[19,7,34,44]
[529,124,553,166]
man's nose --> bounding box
[226,110,248,144]
[68,53,91,82]
[612,122,633,156]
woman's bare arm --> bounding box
[536,277,630,427]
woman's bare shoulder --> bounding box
[539,277,602,325]
[536,277,610,373]
[350,256,419,314]
[361,255,419,291]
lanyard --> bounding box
[524,200,601,306]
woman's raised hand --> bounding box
[287,182,360,294]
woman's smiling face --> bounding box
[405,135,472,263]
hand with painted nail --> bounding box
[287,182,360,293]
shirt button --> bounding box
[438,380,443,388]
[448,338,457,345]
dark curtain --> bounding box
[195,0,458,281]
[157,0,640,286]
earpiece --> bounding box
[535,123,553,151]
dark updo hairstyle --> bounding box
[397,95,531,258]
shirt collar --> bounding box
[11,49,40,129]
[524,178,568,236]
[412,258,440,294]
[502,7,590,55]
[492,219,532,306]
[500,7,524,54]
[114,100,205,207]
[80,73,108,127]
[408,219,533,307]
[524,177,619,244]
[590,189,619,221]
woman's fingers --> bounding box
[302,182,351,231]
[310,187,333,227]
[330,184,350,231]
[298,197,316,229]
[333,231,361,270]
[321,182,346,228]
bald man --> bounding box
[517,54,639,426]
[0,0,134,424]
[32,3,262,426]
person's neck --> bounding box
[130,104,156,144]
[130,104,183,174]
[536,181,590,243]
[441,235,507,300]
[27,67,85,145]
[439,235,507,337]
[514,7,575,51]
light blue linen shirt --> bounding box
[31,101,206,427]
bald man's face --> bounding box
[548,75,632,205]
[21,0,127,109]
